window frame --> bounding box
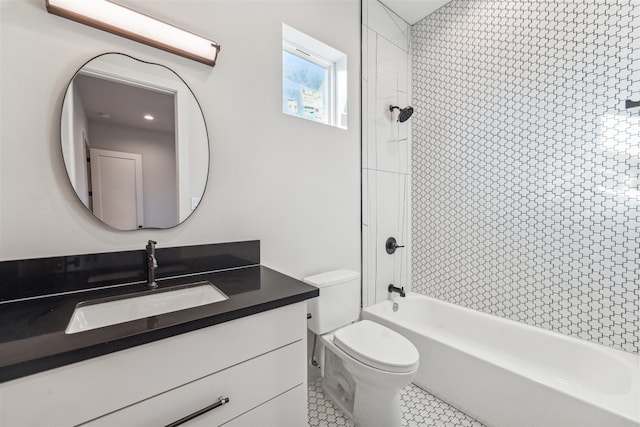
[282,24,347,129]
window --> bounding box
[282,24,347,129]
[282,49,331,124]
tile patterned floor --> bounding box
[307,379,484,427]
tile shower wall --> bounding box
[411,0,639,353]
[362,0,412,307]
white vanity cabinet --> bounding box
[0,302,308,427]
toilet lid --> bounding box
[334,320,419,373]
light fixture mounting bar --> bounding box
[45,0,220,67]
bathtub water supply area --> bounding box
[363,293,640,427]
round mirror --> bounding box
[60,53,209,230]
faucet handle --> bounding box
[149,255,158,268]
[385,237,405,254]
[146,240,158,267]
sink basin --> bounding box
[65,281,228,334]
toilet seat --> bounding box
[333,320,419,373]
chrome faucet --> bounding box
[146,240,158,289]
[388,284,406,297]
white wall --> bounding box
[178,83,208,223]
[362,0,411,306]
[65,83,90,206]
[0,0,361,281]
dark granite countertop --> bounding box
[0,265,318,382]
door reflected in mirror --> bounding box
[61,53,209,230]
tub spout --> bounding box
[388,284,405,297]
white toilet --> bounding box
[305,270,419,427]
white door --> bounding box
[90,148,144,230]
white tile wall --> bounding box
[374,170,409,301]
[377,36,400,100]
[367,0,410,50]
[363,28,378,170]
[362,0,411,307]
[361,169,373,306]
[411,0,640,354]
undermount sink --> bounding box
[65,281,228,334]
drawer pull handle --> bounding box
[165,396,230,427]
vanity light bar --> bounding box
[45,0,220,67]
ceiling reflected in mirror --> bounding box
[73,73,176,134]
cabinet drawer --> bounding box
[85,339,306,427]
[0,303,307,427]
[219,384,307,427]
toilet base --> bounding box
[352,380,402,427]
[321,376,354,421]
[322,375,402,427]
[319,331,417,427]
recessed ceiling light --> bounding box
[144,114,154,121]
[98,112,111,119]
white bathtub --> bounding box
[362,293,640,427]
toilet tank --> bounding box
[304,269,360,335]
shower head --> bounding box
[389,105,414,123]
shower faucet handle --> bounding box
[385,237,405,254]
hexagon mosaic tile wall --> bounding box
[411,0,639,354]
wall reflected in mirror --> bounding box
[61,53,209,230]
